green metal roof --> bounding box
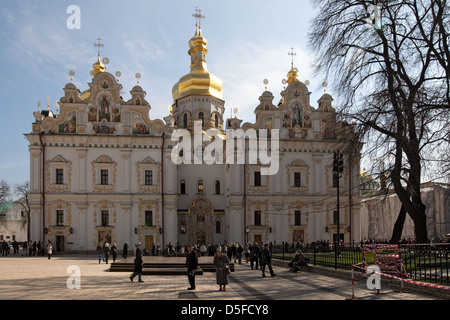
[0,202,13,215]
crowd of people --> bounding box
[0,240,54,257]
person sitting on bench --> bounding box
[289,250,308,272]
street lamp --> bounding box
[333,151,344,270]
[333,151,344,244]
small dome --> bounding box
[318,93,333,101]
[131,85,144,92]
[64,83,77,90]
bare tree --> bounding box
[14,181,30,243]
[0,180,10,201]
[309,0,450,243]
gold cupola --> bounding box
[92,53,107,76]
[172,25,223,102]
[286,66,299,84]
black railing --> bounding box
[270,242,450,286]
[400,244,450,286]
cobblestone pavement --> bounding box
[0,254,444,301]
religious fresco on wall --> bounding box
[88,106,98,122]
[111,106,121,123]
[58,111,76,133]
[292,102,303,126]
[93,120,116,134]
[132,112,149,134]
[98,95,111,122]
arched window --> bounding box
[180,179,186,194]
[198,112,204,125]
[215,114,219,128]
[215,180,220,195]
[183,114,188,128]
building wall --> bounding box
[0,201,27,243]
[361,183,450,241]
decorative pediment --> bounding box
[140,157,157,165]
[95,155,113,164]
[291,159,307,167]
[50,155,69,163]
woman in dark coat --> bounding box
[122,242,128,260]
[129,242,144,282]
[111,243,118,262]
[213,248,230,291]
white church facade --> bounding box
[26,23,363,253]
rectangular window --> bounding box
[101,170,109,185]
[333,210,339,225]
[56,210,64,226]
[145,210,153,227]
[333,173,339,188]
[56,169,64,185]
[216,221,221,233]
[254,210,262,226]
[294,172,301,187]
[254,171,261,187]
[101,210,109,226]
[294,210,301,226]
[144,170,153,186]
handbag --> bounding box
[226,266,231,274]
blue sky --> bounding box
[0,0,332,188]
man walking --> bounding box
[185,244,198,290]
[130,242,144,282]
[250,242,260,270]
[261,243,276,278]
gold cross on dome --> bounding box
[94,37,105,55]
[192,7,206,27]
[288,47,297,68]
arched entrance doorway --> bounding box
[178,196,224,246]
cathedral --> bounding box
[26,20,363,253]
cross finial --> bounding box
[288,47,297,69]
[94,37,105,55]
[192,7,206,28]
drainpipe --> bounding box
[161,133,165,248]
[39,132,46,245]
[244,163,247,244]
[348,155,352,245]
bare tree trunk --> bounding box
[391,205,406,244]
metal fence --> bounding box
[401,244,450,286]
[270,242,450,286]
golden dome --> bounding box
[286,66,299,84]
[172,26,223,101]
[92,54,107,76]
